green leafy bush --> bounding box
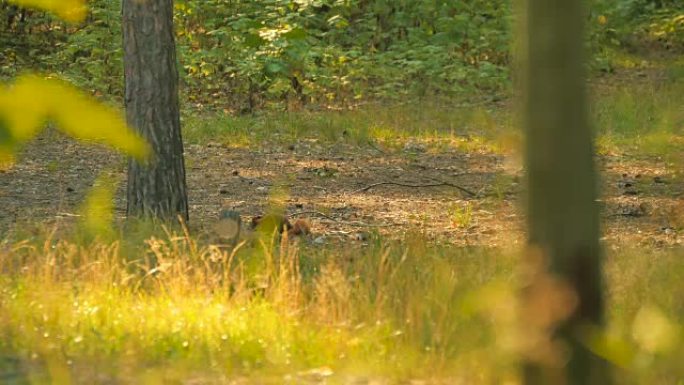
[4,0,681,110]
[2,0,513,110]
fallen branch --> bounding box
[366,140,386,154]
[289,210,336,221]
[289,210,396,227]
[353,180,476,196]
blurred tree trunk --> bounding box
[522,0,610,384]
[122,0,188,221]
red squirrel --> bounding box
[216,210,311,246]
[250,214,310,238]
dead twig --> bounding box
[288,210,336,221]
[289,210,396,227]
[322,220,395,228]
[366,140,386,154]
[353,180,476,196]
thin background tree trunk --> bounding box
[122,0,188,221]
[522,0,610,383]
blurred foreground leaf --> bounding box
[8,0,87,23]
[632,305,681,354]
[0,74,149,168]
[79,174,117,240]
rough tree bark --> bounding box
[522,0,611,384]
[122,0,188,221]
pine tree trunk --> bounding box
[522,0,610,383]
[122,0,188,222]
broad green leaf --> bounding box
[244,33,266,48]
[282,27,307,41]
[264,61,287,76]
[8,0,87,23]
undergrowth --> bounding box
[182,100,512,155]
[0,227,682,384]
[183,68,684,165]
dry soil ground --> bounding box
[0,124,681,250]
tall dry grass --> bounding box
[1,225,682,384]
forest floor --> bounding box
[1,120,682,249]
[1,65,682,250]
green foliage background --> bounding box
[1,0,682,111]
[2,0,511,110]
